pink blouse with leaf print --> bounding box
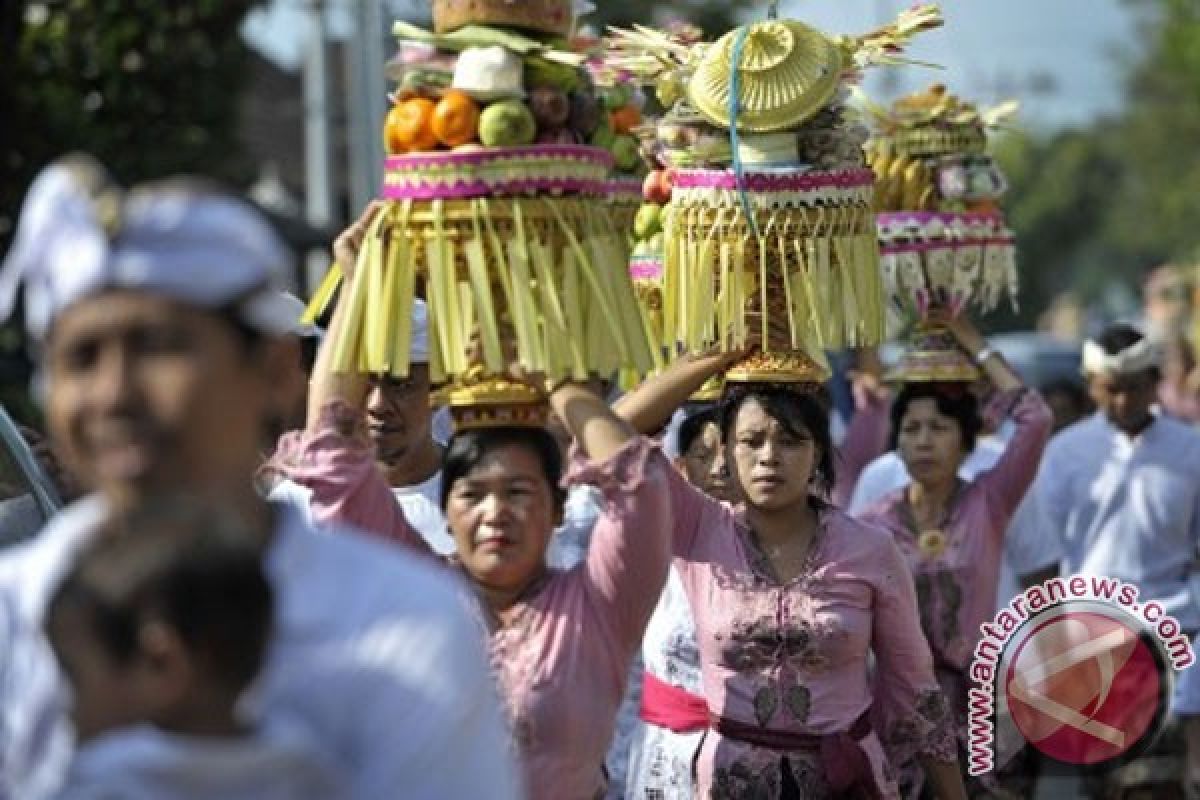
[269,402,672,800]
[665,467,956,799]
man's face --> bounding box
[1088,369,1158,435]
[44,291,288,504]
[365,365,433,465]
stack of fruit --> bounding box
[607,7,942,386]
[864,84,1019,320]
[307,0,656,402]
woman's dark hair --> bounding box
[676,407,719,456]
[718,386,836,501]
[441,426,566,511]
[46,497,272,694]
[888,383,983,454]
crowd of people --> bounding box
[0,156,1198,800]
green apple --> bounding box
[479,100,537,147]
[634,203,663,239]
[602,84,633,111]
[611,134,641,171]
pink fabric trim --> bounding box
[670,167,875,192]
[640,672,708,733]
[381,177,609,200]
[384,145,612,170]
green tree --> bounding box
[991,0,1200,329]
[0,0,262,423]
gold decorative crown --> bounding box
[725,349,832,389]
[435,369,549,431]
[886,324,980,384]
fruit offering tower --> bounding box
[307,0,656,409]
[607,6,942,387]
[865,83,1019,321]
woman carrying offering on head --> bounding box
[270,205,672,800]
[615,349,967,800]
[855,315,1052,796]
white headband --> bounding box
[1081,337,1162,376]
[0,155,293,340]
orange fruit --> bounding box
[432,89,481,147]
[610,104,642,135]
[384,97,438,154]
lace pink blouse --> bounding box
[665,468,956,799]
[270,404,672,800]
[855,389,1053,673]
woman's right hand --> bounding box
[333,201,387,284]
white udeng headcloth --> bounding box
[1081,336,1163,376]
[0,154,293,340]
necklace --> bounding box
[904,479,963,560]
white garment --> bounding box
[270,471,455,556]
[848,432,1061,610]
[625,567,705,800]
[1037,412,1200,629]
[1036,412,1200,714]
[57,722,345,800]
[0,498,521,800]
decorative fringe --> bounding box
[840,3,944,72]
[880,241,1017,319]
[661,202,884,356]
[304,197,656,383]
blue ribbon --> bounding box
[728,26,760,238]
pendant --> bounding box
[917,528,948,559]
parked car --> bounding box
[0,405,60,549]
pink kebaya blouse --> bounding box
[270,404,672,800]
[664,467,956,799]
[856,389,1053,675]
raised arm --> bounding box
[612,349,746,436]
[946,317,1052,524]
[832,349,891,508]
[269,203,426,552]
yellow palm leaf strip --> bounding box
[777,226,799,350]
[479,198,521,365]
[731,231,748,348]
[661,206,681,350]
[594,210,655,374]
[833,208,860,350]
[363,206,390,372]
[786,240,815,353]
[302,263,343,325]
[509,201,544,373]
[458,279,477,366]
[756,219,769,351]
[331,209,385,374]
[466,200,505,373]
[561,238,587,371]
[717,235,732,350]
[541,198,618,377]
[794,231,821,351]
[694,210,722,348]
[385,201,416,377]
[859,221,885,344]
[427,199,460,375]
[384,201,408,376]
[527,219,581,379]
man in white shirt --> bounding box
[1035,323,1200,793]
[269,299,454,554]
[0,157,520,800]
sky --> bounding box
[243,0,1140,132]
